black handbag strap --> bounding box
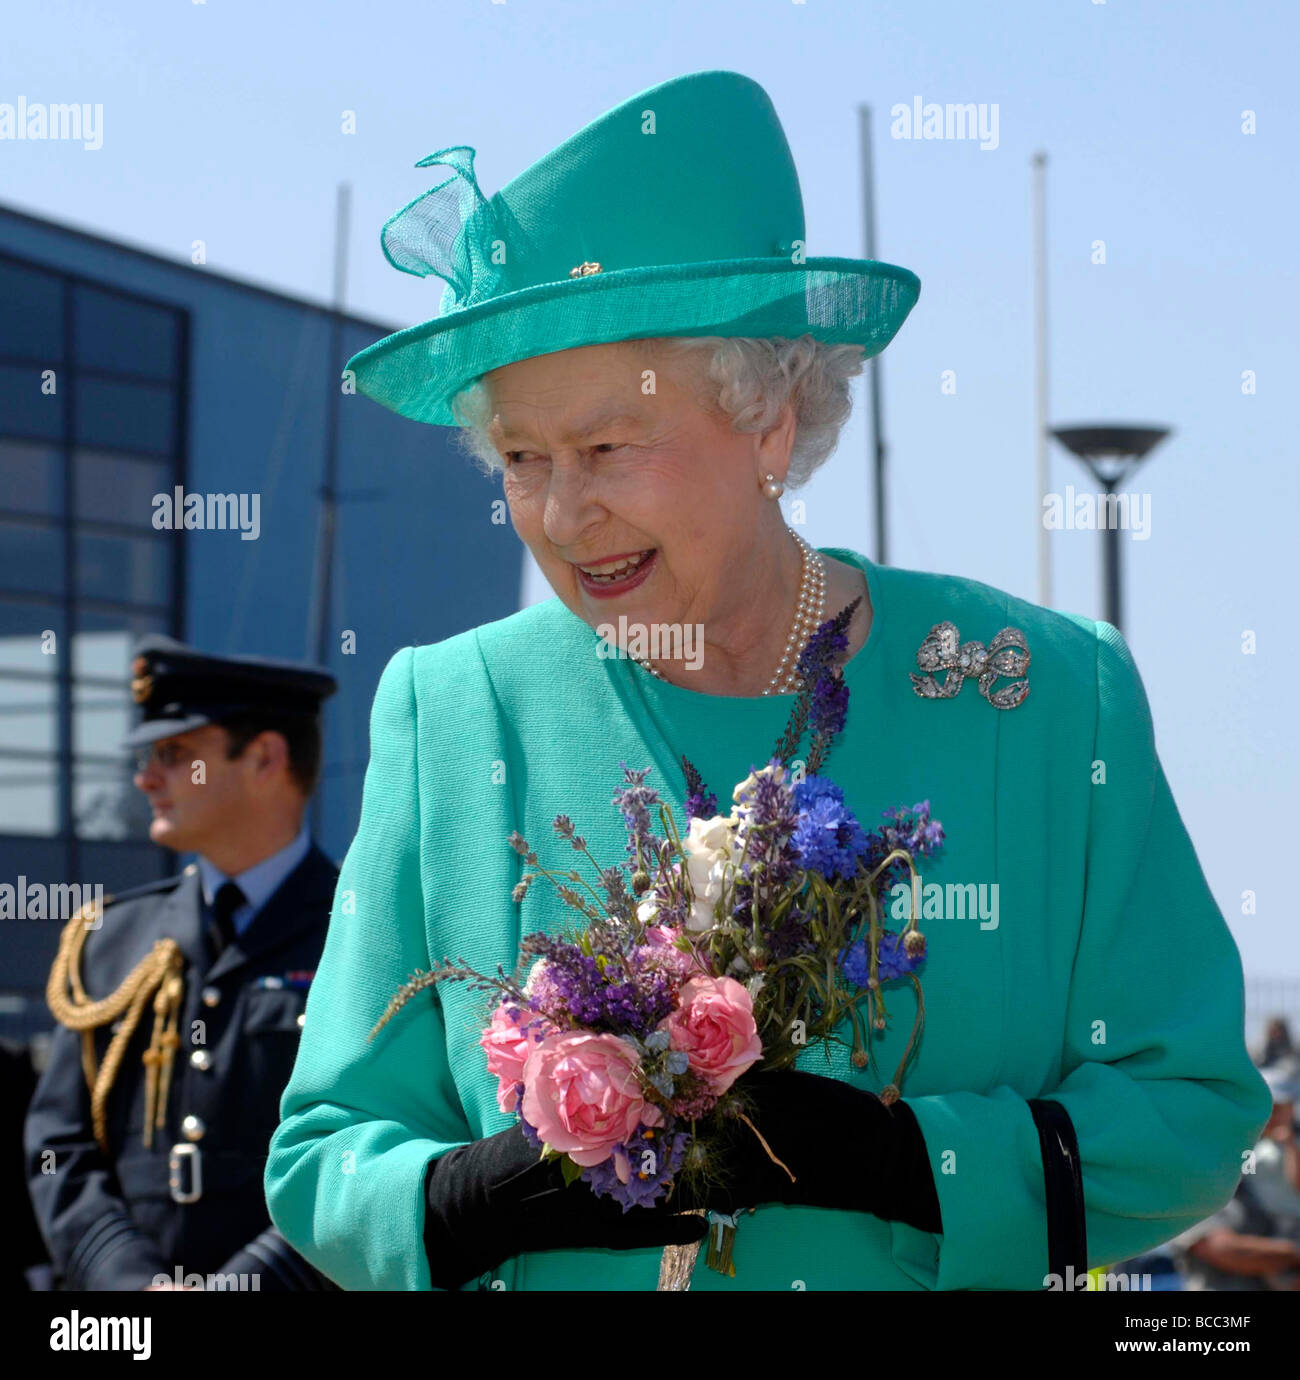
[1028,1097,1087,1286]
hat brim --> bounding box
[121,704,324,751]
[121,714,217,750]
[347,256,921,427]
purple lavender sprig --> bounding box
[732,757,801,889]
[681,754,718,821]
[367,953,528,1042]
[775,597,861,772]
[518,932,675,1038]
[613,763,661,870]
[795,596,858,685]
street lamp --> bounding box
[1050,424,1171,632]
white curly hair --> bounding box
[448,334,865,488]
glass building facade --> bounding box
[0,204,523,1037]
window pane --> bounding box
[74,377,176,455]
[75,531,171,606]
[74,450,171,528]
[0,753,58,835]
[0,674,57,753]
[0,439,63,516]
[73,611,168,680]
[75,757,153,841]
[74,681,131,757]
[74,284,180,383]
[0,600,63,673]
[0,518,63,595]
[0,365,63,442]
[0,258,64,363]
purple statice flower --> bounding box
[791,775,869,881]
[612,763,660,865]
[581,1122,690,1211]
[628,932,704,991]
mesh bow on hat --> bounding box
[346,69,921,427]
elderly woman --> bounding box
[265,70,1270,1291]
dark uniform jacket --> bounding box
[24,845,341,1290]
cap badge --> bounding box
[130,657,154,705]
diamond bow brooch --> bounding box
[910,621,1031,710]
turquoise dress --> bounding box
[265,549,1271,1290]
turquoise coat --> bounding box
[265,550,1271,1290]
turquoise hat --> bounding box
[346,69,921,427]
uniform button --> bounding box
[181,1114,206,1142]
[190,1050,211,1071]
[297,1013,306,1028]
[201,986,221,1007]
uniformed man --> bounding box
[24,636,341,1291]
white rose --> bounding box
[636,896,660,925]
[685,857,726,931]
[687,813,737,856]
[683,815,738,932]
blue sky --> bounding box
[3,0,1296,1021]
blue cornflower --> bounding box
[791,776,868,880]
[877,929,924,981]
[839,938,871,989]
[838,928,925,989]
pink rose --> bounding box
[521,1032,661,1166]
[481,1004,552,1114]
[662,976,763,1096]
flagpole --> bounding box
[1031,151,1052,606]
[859,103,888,566]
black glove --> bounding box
[669,1069,943,1234]
[422,1123,709,1289]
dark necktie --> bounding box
[207,880,246,960]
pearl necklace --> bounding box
[630,529,827,695]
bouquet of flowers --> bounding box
[370,600,944,1283]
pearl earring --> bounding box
[761,472,784,499]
